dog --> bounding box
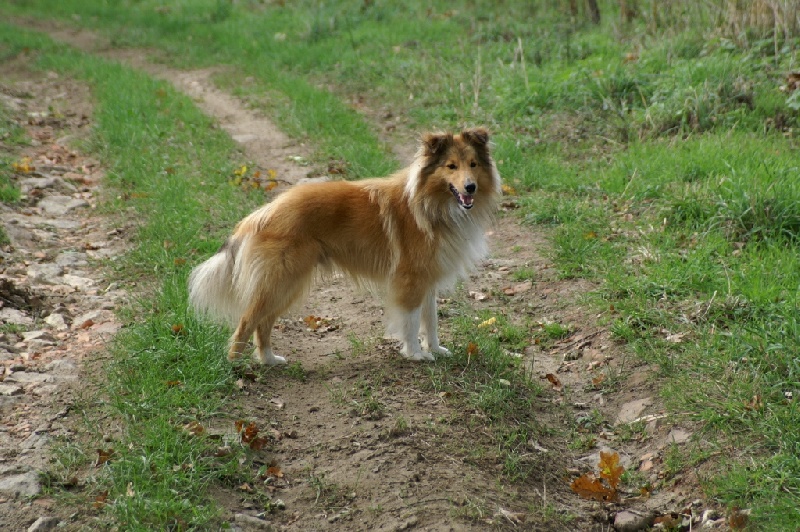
[188,128,501,364]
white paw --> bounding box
[254,349,287,366]
[405,350,436,362]
[265,354,287,366]
[432,345,452,358]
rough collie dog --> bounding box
[189,128,501,364]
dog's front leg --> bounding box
[397,307,435,361]
[420,290,451,358]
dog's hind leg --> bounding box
[420,290,451,358]
[253,316,286,366]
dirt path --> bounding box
[0,57,128,531]
[2,19,727,532]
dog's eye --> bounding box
[447,163,457,170]
[470,161,477,168]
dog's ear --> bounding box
[421,132,453,158]
[460,127,490,147]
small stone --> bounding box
[36,195,89,216]
[27,263,64,284]
[665,428,691,444]
[27,516,60,532]
[233,513,273,530]
[0,308,33,326]
[44,313,69,331]
[21,330,56,343]
[615,397,653,425]
[0,384,23,396]
[0,470,41,497]
[61,274,95,290]
[613,510,654,531]
[43,359,77,375]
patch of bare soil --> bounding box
[6,18,729,531]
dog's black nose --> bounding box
[465,182,476,194]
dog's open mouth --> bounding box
[449,184,474,209]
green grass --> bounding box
[3,0,800,527]
[0,103,25,209]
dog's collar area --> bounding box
[449,184,474,209]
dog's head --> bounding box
[409,127,501,213]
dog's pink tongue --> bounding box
[461,193,474,207]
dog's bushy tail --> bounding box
[188,237,247,327]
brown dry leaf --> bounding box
[249,436,269,451]
[744,395,763,411]
[591,374,606,386]
[78,319,94,329]
[640,484,652,498]
[598,451,624,490]
[96,448,115,467]
[303,315,320,330]
[466,342,479,356]
[238,482,253,492]
[126,482,136,497]
[163,240,174,250]
[174,258,187,266]
[266,466,284,478]
[171,323,186,335]
[584,231,598,240]
[166,380,182,388]
[183,421,205,436]
[236,420,260,444]
[213,446,232,458]
[570,472,618,502]
[728,507,750,530]
[92,490,109,509]
[544,373,563,392]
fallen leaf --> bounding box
[249,436,269,451]
[171,323,186,335]
[544,373,563,392]
[96,448,115,466]
[166,380,182,388]
[78,319,94,329]
[174,258,187,266]
[501,183,517,196]
[570,472,619,502]
[238,482,253,492]
[183,421,205,436]
[266,466,284,478]
[591,374,606,386]
[11,157,35,173]
[599,451,624,490]
[466,342,479,356]
[744,395,763,411]
[478,317,496,329]
[92,490,109,509]
[126,482,135,497]
[729,507,750,530]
